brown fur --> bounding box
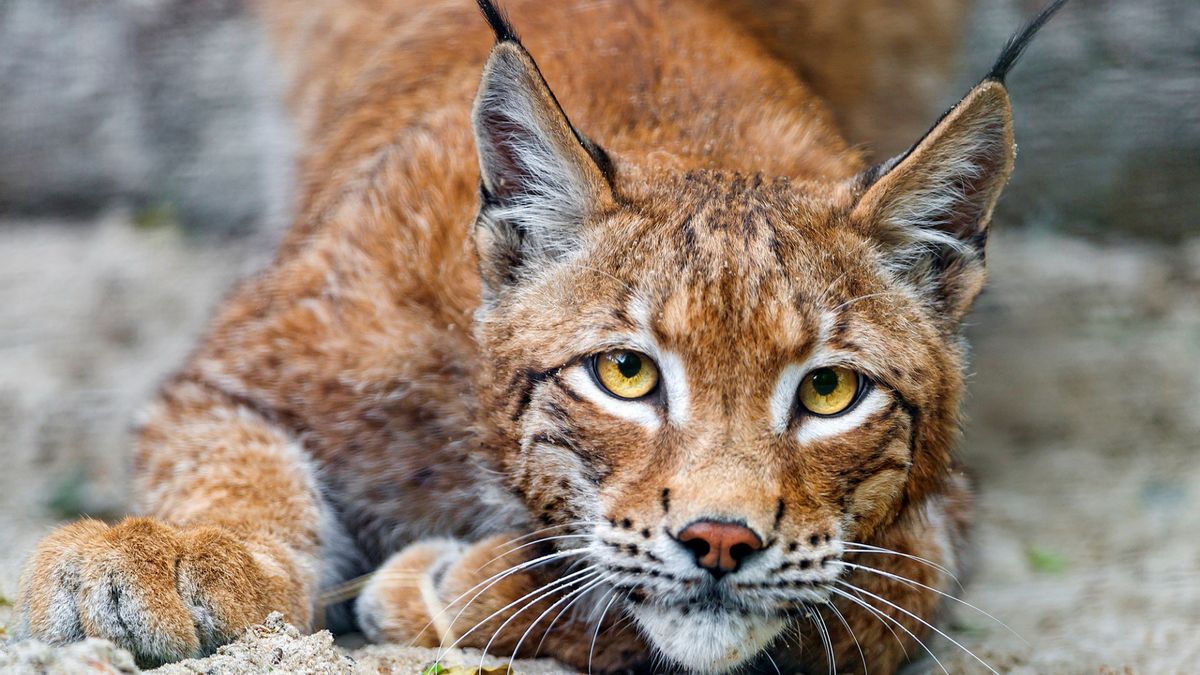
[14,1,1055,672]
[700,0,970,156]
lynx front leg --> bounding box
[15,379,329,667]
[357,533,650,672]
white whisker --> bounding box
[835,590,910,662]
[832,290,906,313]
[587,587,622,675]
[808,607,835,675]
[476,567,603,669]
[828,586,944,674]
[494,521,602,554]
[483,534,595,566]
[573,263,638,296]
[506,574,615,671]
[834,560,1026,645]
[763,647,782,675]
[841,542,962,589]
[532,575,611,658]
[835,580,998,674]
[826,600,868,674]
[430,548,586,659]
[454,566,600,664]
[815,240,875,307]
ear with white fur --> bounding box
[852,80,1015,320]
[472,41,615,297]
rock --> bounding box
[154,612,354,675]
[0,613,572,675]
[0,637,139,674]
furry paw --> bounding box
[357,534,649,671]
[357,534,556,650]
[356,538,467,646]
[14,518,286,667]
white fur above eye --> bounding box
[769,363,805,434]
[654,348,690,428]
[626,294,691,427]
[563,366,660,432]
[770,309,888,441]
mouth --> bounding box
[617,579,830,673]
[628,598,788,674]
[585,522,846,671]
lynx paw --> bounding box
[357,534,649,671]
[356,538,466,646]
[15,518,287,667]
[356,534,541,649]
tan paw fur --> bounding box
[15,517,295,668]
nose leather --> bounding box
[677,520,764,575]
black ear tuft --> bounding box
[865,0,1068,195]
[476,0,520,44]
[986,0,1068,83]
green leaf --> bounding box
[421,665,514,675]
[1026,545,1068,574]
[134,203,179,231]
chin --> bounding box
[631,603,787,673]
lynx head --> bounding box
[468,1,1062,671]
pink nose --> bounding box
[677,521,764,576]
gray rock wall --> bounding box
[959,0,1199,240]
[0,0,292,234]
[0,1,1194,238]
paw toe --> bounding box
[16,518,200,667]
[357,539,464,646]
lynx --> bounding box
[15,0,1066,672]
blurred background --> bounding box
[0,0,1197,671]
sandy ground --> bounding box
[0,214,1198,672]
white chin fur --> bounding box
[631,604,786,673]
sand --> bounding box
[1,214,1197,673]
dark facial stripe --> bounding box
[559,383,584,403]
[530,428,611,485]
[836,401,915,499]
[544,400,570,421]
[528,379,613,483]
[772,498,786,532]
[510,366,557,421]
[609,284,635,328]
[893,391,923,454]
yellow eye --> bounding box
[798,367,860,416]
[594,350,659,399]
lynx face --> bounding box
[476,173,971,670]
[469,25,1013,674]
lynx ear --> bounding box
[853,0,1066,321]
[852,80,1014,321]
[472,40,615,297]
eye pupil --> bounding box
[615,352,642,378]
[593,350,659,400]
[811,369,839,396]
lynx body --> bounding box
[16,0,1066,671]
